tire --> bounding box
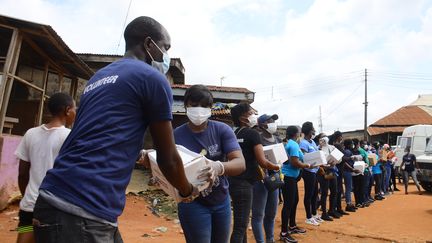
[420,181,432,192]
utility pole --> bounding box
[220,76,225,86]
[271,86,274,100]
[318,105,323,133]
[363,68,368,141]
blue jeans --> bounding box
[384,165,392,192]
[343,171,353,205]
[178,196,231,243]
[228,177,253,243]
[252,181,278,243]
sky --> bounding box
[2,0,432,133]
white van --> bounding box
[394,125,432,167]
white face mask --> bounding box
[247,114,258,127]
[266,123,277,134]
[147,39,171,74]
[187,107,211,126]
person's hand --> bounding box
[178,183,200,203]
[272,163,282,171]
[137,149,152,169]
[197,160,224,189]
[351,155,363,161]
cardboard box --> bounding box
[368,154,377,166]
[326,148,344,164]
[148,145,209,202]
[303,151,327,166]
[263,143,288,164]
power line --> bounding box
[322,82,364,120]
[115,0,133,54]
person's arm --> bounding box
[18,160,30,196]
[149,121,193,197]
[222,150,246,176]
[291,156,311,169]
[413,155,419,169]
[254,144,281,170]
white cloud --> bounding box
[1,0,432,134]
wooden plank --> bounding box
[4,116,19,123]
[9,74,44,92]
[37,63,49,125]
[0,29,22,133]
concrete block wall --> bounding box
[0,135,21,210]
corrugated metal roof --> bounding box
[367,126,406,136]
[410,94,432,106]
[0,14,93,79]
[171,84,253,94]
[370,106,432,126]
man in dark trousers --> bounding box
[33,16,206,243]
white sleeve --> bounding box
[15,132,30,162]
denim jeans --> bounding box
[251,180,278,243]
[228,177,253,243]
[178,196,231,243]
[33,196,123,243]
[343,171,353,205]
[281,176,299,233]
[384,165,392,192]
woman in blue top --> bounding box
[174,85,246,243]
[280,126,311,243]
[299,122,322,226]
[371,144,385,200]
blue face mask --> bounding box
[147,39,170,74]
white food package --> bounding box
[303,151,327,166]
[148,145,210,202]
[263,143,288,164]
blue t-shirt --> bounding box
[282,139,304,178]
[174,120,240,206]
[299,139,319,173]
[40,58,173,223]
[372,154,382,174]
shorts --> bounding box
[18,210,34,233]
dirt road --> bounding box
[1,171,431,243]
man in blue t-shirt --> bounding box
[33,17,203,243]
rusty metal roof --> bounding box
[367,126,407,136]
[0,14,93,79]
[370,106,432,126]
[171,84,253,94]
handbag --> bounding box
[263,172,284,192]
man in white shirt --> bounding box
[15,93,76,243]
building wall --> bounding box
[0,135,21,210]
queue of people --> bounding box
[13,15,424,243]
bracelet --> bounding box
[217,161,225,176]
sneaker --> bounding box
[313,215,324,223]
[345,205,356,212]
[328,211,341,219]
[280,232,298,243]
[363,202,370,207]
[321,213,333,221]
[394,188,400,191]
[305,217,320,226]
[374,195,383,200]
[355,204,364,208]
[288,226,306,234]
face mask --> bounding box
[247,114,258,127]
[187,107,211,126]
[322,137,329,145]
[352,144,355,149]
[364,145,368,150]
[147,39,171,74]
[266,123,277,134]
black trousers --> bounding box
[352,174,364,205]
[228,178,253,243]
[336,173,344,211]
[33,196,123,243]
[328,176,337,213]
[281,177,299,233]
[302,170,318,219]
[317,174,329,213]
[374,174,382,195]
